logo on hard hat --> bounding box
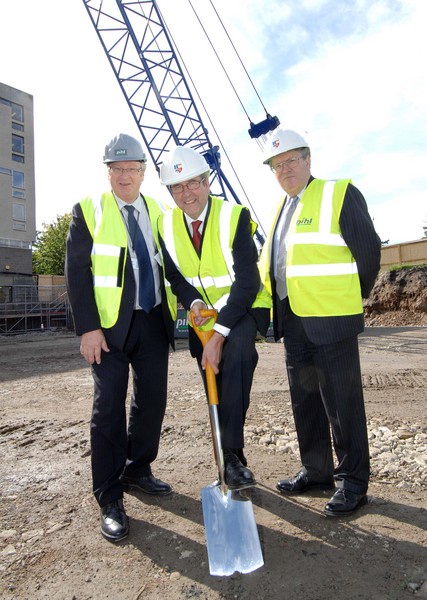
[272,139,280,148]
[174,163,183,173]
[115,149,127,156]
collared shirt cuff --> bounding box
[190,299,206,309]
[214,324,230,338]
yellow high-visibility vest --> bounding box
[260,179,362,317]
[159,196,271,331]
[80,192,176,328]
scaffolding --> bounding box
[0,283,73,335]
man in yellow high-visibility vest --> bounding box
[66,134,176,542]
[158,145,271,490]
[259,128,381,517]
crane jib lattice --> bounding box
[82,0,274,243]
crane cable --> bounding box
[185,0,267,231]
[207,0,270,116]
[187,0,255,124]
[155,3,222,145]
[160,10,266,235]
[155,1,267,236]
[205,0,279,151]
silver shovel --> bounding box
[190,310,264,576]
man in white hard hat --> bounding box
[65,133,176,542]
[259,128,381,517]
[158,145,271,490]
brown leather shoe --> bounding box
[276,470,334,494]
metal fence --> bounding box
[0,283,189,338]
[0,285,273,339]
[0,284,73,335]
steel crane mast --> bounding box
[82,0,247,207]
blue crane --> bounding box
[82,0,279,243]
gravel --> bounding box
[245,412,427,492]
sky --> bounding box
[1,0,426,244]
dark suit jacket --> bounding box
[65,200,175,351]
[159,197,267,355]
[271,176,381,345]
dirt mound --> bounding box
[364,265,427,327]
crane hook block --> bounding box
[248,114,280,139]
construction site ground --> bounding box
[1,319,426,600]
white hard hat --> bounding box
[263,128,309,164]
[160,146,210,185]
[103,133,147,163]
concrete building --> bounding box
[0,82,36,301]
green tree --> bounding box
[32,213,72,275]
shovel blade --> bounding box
[201,484,264,576]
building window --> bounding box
[13,203,26,221]
[12,134,25,163]
[13,203,26,231]
[0,237,31,250]
[11,102,24,123]
[12,170,25,189]
[13,222,27,231]
[12,134,24,153]
[12,122,24,132]
[0,98,24,123]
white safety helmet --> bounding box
[263,128,309,165]
[160,145,210,185]
[103,133,147,163]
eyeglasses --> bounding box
[171,178,204,195]
[109,166,144,176]
[270,156,304,173]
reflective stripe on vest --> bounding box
[161,197,238,310]
[80,192,176,327]
[287,179,362,317]
[160,197,256,328]
[80,193,128,328]
[162,198,236,296]
[160,197,271,321]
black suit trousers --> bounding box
[193,313,258,451]
[281,300,370,494]
[90,306,169,506]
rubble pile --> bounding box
[364,265,427,326]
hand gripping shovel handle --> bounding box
[189,309,225,489]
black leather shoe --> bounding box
[224,452,256,490]
[120,474,172,496]
[324,488,368,517]
[100,499,129,542]
[276,470,335,494]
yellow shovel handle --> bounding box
[189,309,219,406]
